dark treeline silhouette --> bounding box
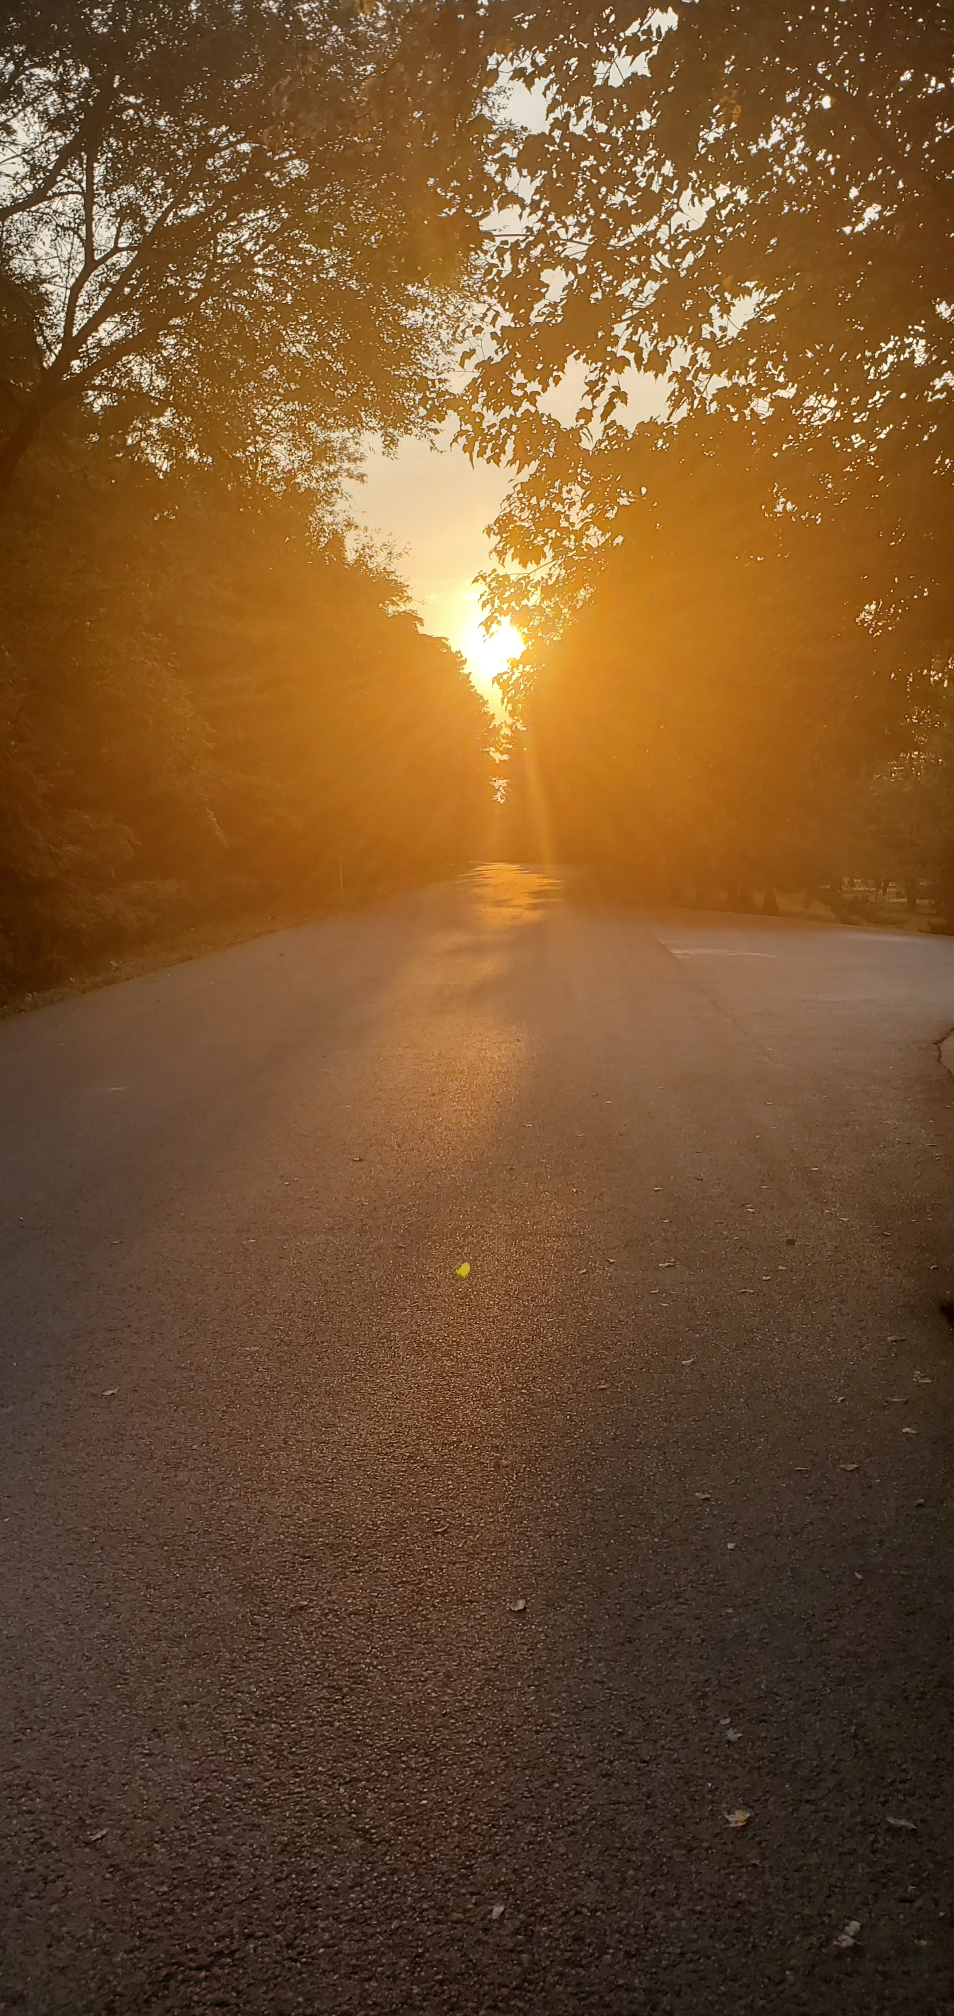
[497,409,954,914]
[0,432,493,995]
[0,1,499,997]
[4,0,954,988]
[466,2,954,917]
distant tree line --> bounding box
[0,435,493,995]
[4,0,954,997]
[0,0,499,996]
[463,2,954,918]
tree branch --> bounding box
[0,131,81,224]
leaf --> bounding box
[455,1262,471,1278]
[726,1809,751,1828]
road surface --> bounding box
[2,865,953,2015]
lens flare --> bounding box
[461,619,524,699]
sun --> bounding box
[460,618,525,700]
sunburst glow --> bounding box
[460,618,525,700]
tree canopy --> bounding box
[463,0,954,651]
[3,0,954,988]
[469,3,954,911]
[0,0,501,489]
[0,434,493,994]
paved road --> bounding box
[2,865,953,2016]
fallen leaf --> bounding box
[726,1809,751,1829]
[455,1262,471,1278]
[886,1815,916,1830]
[835,1919,861,1949]
[508,1598,526,1613]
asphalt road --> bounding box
[2,864,954,2016]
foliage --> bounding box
[471,2,954,906]
[0,437,493,996]
[0,0,502,490]
[496,410,940,894]
[463,0,954,643]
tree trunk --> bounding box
[0,396,49,492]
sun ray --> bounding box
[459,618,524,703]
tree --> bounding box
[463,0,954,655]
[500,409,940,899]
[0,437,494,993]
[0,0,501,492]
[462,3,954,902]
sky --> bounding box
[343,73,669,713]
[345,424,516,709]
[345,357,667,713]
[343,73,548,713]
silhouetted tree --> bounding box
[0,0,501,490]
[0,443,493,994]
[468,3,954,904]
[466,0,954,623]
[500,413,947,899]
